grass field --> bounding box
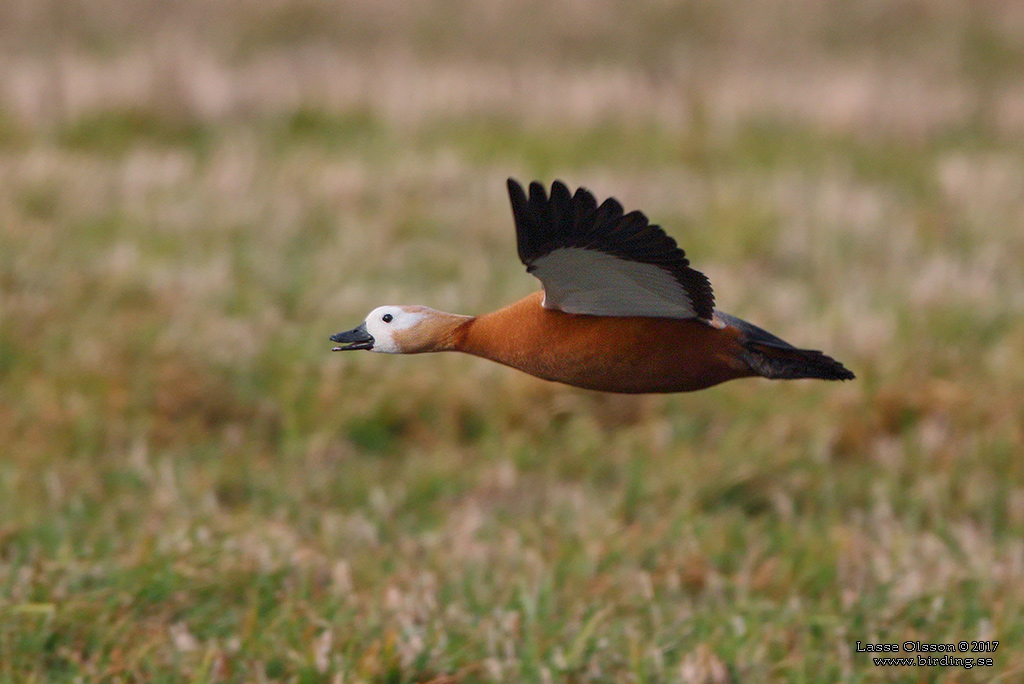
[2,1,1024,681]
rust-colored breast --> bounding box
[457,292,752,393]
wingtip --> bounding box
[508,179,576,204]
[549,179,572,206]
[528,180,548,203]
[507,177,527,207]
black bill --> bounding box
[330,322,374,351]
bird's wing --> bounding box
[507,178,715,320]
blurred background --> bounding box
[1,0,1023,680]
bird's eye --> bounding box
[382,313,393,323]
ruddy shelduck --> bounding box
[330,179,853,393]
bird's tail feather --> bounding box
[741,341,855,381]
[715,310,854,381]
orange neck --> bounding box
[396,310,475,353]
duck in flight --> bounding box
[330,179,853,393]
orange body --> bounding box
[455,292,753,393]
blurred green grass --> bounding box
[2,1,1024,681]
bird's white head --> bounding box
[331,305,467,354]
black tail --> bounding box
[741,341,855,381]
[716,311,855,382]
